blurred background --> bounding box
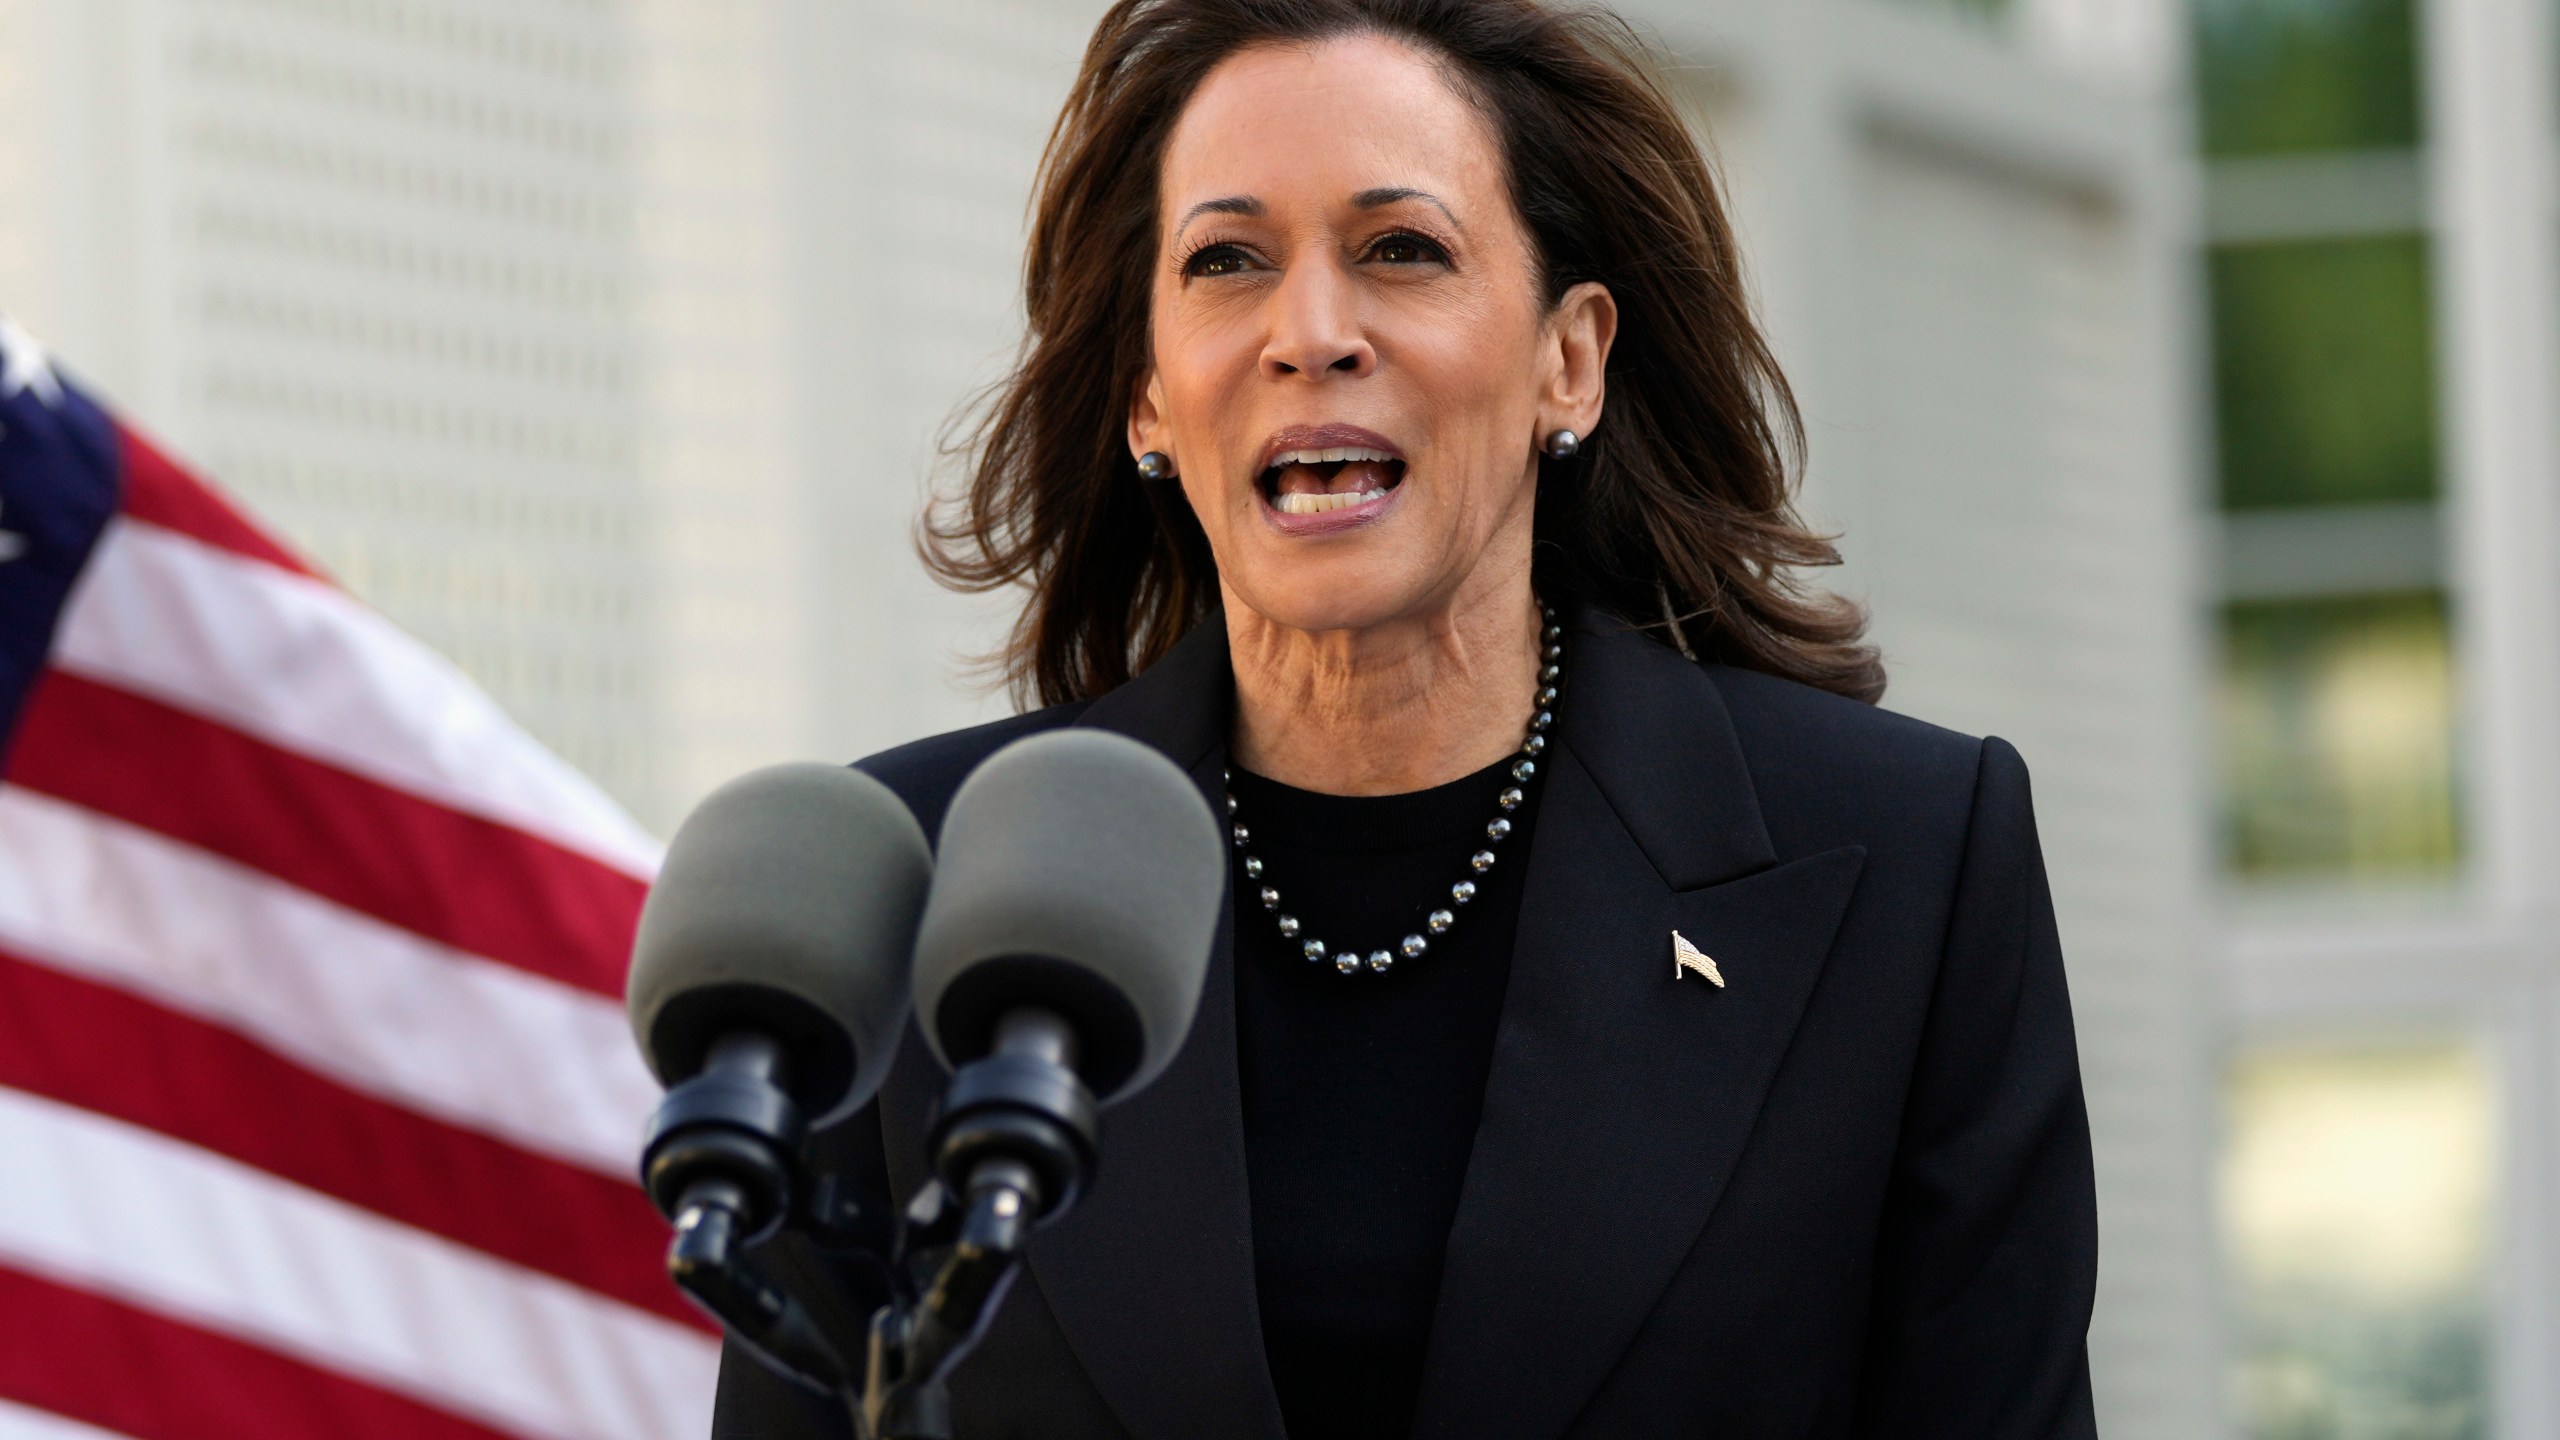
[0,0,2548,1433]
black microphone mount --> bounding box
[862,1006,1098,1440]
[641,1031,855,1393]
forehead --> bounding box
[1160,33,1507,223]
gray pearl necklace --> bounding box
[1223,606,1564,977]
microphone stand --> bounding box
[643,1016,1098,1440]
[860,1008,1098,1440]
[856,1172,1031,1438]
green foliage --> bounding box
[2211,236,2438,511]
[2196,0,2423,155]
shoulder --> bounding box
[1701,664,2017,861]
[853,702,1095,842]
[1704,664,1991,787]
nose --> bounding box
[1259,260,1374,380]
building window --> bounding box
[2196,0,2455,885]
[2223,1039,2492,1438]
[2210,235,2437,511]
[2220,592,2459,876]
[2196,0,2422,156]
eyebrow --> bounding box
[1171,187,1463,241]
[1351,186,1462,230]
[1175,195,1264,239]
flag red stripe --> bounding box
[3,671,644,999]
[0,950,701,1331]
[0,1263,517,1440]
[111,426,322,583]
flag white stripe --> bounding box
[0,1087,717,1440]
[50,518,661,878]
[0,789,654,1176]
[0,1401,136,1440]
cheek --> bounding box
[1174,473,1225,534]
[1404,302,1546,493]
[1152,289,1263,395]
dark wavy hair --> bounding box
[925,0,1884,706]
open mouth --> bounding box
[1258,446,1408,515]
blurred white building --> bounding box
[0,0,1069,828]
[0,0,671,802]
[22,1,2560,1437]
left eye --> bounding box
[1370,234,1447,265]
[1185,243,1253,278]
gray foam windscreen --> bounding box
[912,730,1224,1105]
[626,763,933,1127]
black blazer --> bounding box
[713,610,2100,1440]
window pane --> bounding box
[2196,0,2421,155]
[2212,236,2438,510]
[2223,1040,2491,1439]
[2219,591,2459,877]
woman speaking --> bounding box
[717,0,2098,1435]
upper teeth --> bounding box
[1270,446,1395,468]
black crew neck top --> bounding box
[1228,753,1544,1440]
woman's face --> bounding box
[1134,33,1613,638]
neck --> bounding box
[1225,567,1543,797]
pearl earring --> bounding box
[1136,451,1175,482]
[1541,429,1580,459]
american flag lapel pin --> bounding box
[1671,929,1724,987]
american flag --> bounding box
[0,317,719,1439]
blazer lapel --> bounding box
[1022,618,1290,1440]
[1412,620,1868,1440]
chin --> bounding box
[1229,565,1423,638]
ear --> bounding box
[1541,281,1617,440]
[1127,366,1173,465]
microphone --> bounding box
[909,728,1225,1226]
[625,762,932,1386]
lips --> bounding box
[1255,425,1406,523]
